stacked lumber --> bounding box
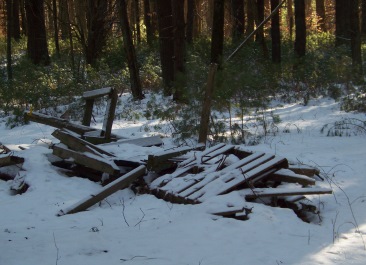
[148,144,332,221]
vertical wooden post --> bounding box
[82,98,94,126]
[198,63,218,145]
[102,89,118,139]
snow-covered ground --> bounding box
[1,96,366,265]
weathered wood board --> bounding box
[57,165,146,215]
[0,155,25,167]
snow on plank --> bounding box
[245,187,333,200]
[117,135,163,147]
[269,168,316,186]
[82,87,113,99]
[52,144,120,176]
[187,156,288,202]
[58,165,146,215]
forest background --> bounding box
[0,0,365,144]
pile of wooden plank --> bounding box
[148,144,332,222]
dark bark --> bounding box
[25,0,50,65]
[119,0,144,100]
[6,0,13,79]
[143,0,154,46]
[20,0,27,35]
[156,0,174,95]
[246,0,255,41]
[362,0,366,35]
[232,0,244,40]
[256,0,269,58]
[287,0,294,40]
[133,0,141,44]
[84,0,111,66]
[294,0,306,57]
[350,0,363,79]
[186,0,196,44]
[316,0,326,32]
[211,0,225,66]
[59,0,70,40]
[271,0,281,63]
[12,0,21,40]
[52,0,60,57]
[172,0,186,101]
[335,0,351,46]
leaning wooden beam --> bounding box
[288,165,320,177]
[0,155,25,167]
[101,88,118,140]
[52,144,120,176]
[57,165,146,216]
[83,87,113,99]
[245,187,332,200]
[24,111,98,135]
[268,168,316,186]
[52,129,115,157]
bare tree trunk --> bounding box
[350,0,363,80]
[186,0,196,44]
[156,0,174,95]
[232,0,244,41]
[52,0,60,57]
[12,0,21,41]
[271,0,281,63]
[143,0,153,46]
[119,0,144,100]
[25,0,50,65]
[294,0,306,57]
[246,0,255,41]
[316,0,326,32]
[172,0,186,102]
[362,0,366,35]
[256,0,269,58]
[287,0,294,40]
[335,0,351,46]
[6,0,13,79]
[211,0,224,66]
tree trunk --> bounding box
[256,0,269,58]
[133,0,141,44]
[350,0,363,80]
[335,0,351,46]
[186,0,196,44]
[231,0,244,41]
[25,0,50,65]
[52,0,60,57]
[119,0,144,100]
[271,0,281,63]
[211,0,224,66]
[316,0,326,32]
[143,0,154,46]
[362,0,366,35]
[294,0,306,57]
[287,0,294,40]
[246,0,255,41]
[20,0,27,35]
[172,0,186,102]
[6,0,13,79]
[59,0,70,40]
[12,0,21,40]
[156,0,174,95]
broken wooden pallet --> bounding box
[149,144,332,222]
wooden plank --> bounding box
[187,156,288,201]
[245,187,333,200]
[83,87,113,99]
[147,144,204,173]
[268,168,316,186]
[288,165,320,177]
[178,143,226,167]
[52,144,120,176]
[52,129,115,157]
[24,111,98,135]
[102,88,118,139]
[117,135,163,147]
[220,152,265,173]
[0,155,25,167]
[82,98,94,126]
[57,165,146,215]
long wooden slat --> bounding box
[83,87,113,99]
[57,165,146,215]
[52,144,120,176]
[52,129,115,157]
[245,187,332,200]
[268,168,316,186]
[220,152,265,173]
[117,136,163,147]
[24,111,98,135]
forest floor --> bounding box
[1,94,366,265]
